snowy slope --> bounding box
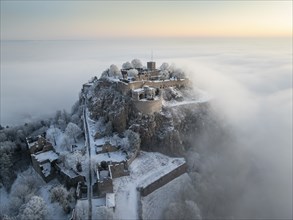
[112,151,186,219]
[141,173,190,219]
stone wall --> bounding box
[109,162,129,178]
[55,164,85,188]
[31,157,56,183]
[116,79,189,96]
[133,99,162,115]
[126,149,140,167]
[138,162,187,197]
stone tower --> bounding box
[147,61,156,71]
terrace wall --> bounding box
[138,162,187,197]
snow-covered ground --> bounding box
[84,96,188,219]
[38,179,70,220]
[141,173,191,219]
[113,151,186,219]
[163,86,212,107]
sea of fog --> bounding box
[1,37,292,218]
[1,38,291,127]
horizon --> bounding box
[1,1,292,40]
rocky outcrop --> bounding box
[85,78,210,156]
[129,102,210,156]
[87,79,131,133]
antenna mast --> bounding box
[151,50,153,61]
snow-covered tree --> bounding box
[8,168,43,215]
[0,132,7,142]
[0,151,14,188]
[19,196,47,220]
[109,64,122,78]
[127,69,138,78]
[122,61,133,69]
[46,126,62,146]
[131,59,143,69]
[160,62,169,71]
[160,70,170,80]
[65,122,82,143]
[101,69,109,78]
[51,186,72,213]
[173,68,186,79]
[120,137,130,152]
[0,141,17,189]
[125,130,140,152]
[60,134,73,151]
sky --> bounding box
[1,1,292,40]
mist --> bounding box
[1,37,292,218]
[175,39,292,219]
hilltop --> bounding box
[0,59,211,220]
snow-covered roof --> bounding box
[56,164,81,178]
[100,170,109,179]
[92,198,106,208]
[106,193,115,208]
[41,162,51,177]
[33,150,58,163]
[132,88,144,93]
[93,151,127,164]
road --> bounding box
[83,99,92,220]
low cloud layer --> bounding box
[172,41,292,218]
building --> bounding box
[27,135,85,185]
[27,136,59,182]
[115,61,189,114]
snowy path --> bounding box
[83,100,92,220]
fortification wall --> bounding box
[146,79,189,89]
[133,99,162,115]
[138,162,187,197]
[116,79,189,96]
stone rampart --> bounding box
[116,79,189,96]
[133,99,162,115]
[138,162,187,197]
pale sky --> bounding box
[1,1,292,40]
